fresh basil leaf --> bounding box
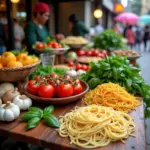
[21,111,42,122]
[28,107,43,114]
[43,105,54,116]
[87,77,100,89]
[25,117,41,131]
[44,115,60,128]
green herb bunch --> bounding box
[94,30,123,50]
[21,105,59,131]
[29,65,67,80]
[80,55,150,118]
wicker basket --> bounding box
[0,60,41,82]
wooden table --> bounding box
[0,100,146,150]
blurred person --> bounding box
[68,14,89,37]
[123,24,129,37]
[143,25,150,51]
[135,25,142,51]
[125,25,136,49]
[13,18,25,50]
[112,23,121,34]
[94,19,104,35]
[25,2,64,54]
[0,23,6,54]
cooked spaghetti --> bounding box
[82,82,141,112]
[58,105,135,148]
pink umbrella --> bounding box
[115,12,139,23]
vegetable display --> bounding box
[27,74,83,98]
[29,65,67,80]
[81,55,150,118]
[58,105,135,148]
[21,105,59,131]
[94,30,123,50]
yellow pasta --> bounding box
[58,105,135,149]
[82,82,141,112]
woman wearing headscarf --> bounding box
[25,2,64,54]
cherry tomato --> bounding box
[73,79,80,84]
[87,66,91,71]
[73,83,83,95]
[68,61,74,67]
[36,43,44,49]
[86,51,92,56]
[76,63,82,71]
[81,65,88,71]
[55,83,73,98]
[47,43,52,48]
[65,75,71,80]
[92,50,99,56]
[77,50,85,56]
[97,53,105,58]
[51,73,58,78]
[101,50,107,56]
[34,76,43,81]
[27,80,39,95]
[38,84,54,98]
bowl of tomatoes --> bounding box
[0,51,41,82]
[33,41,70,55]
[24,74,89,104]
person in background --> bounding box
[25,2,64,54]
[13,18,25,50]
[0,23,6,54]
[94,19,104,35]
[68,14,89,37]
[143,25,150,51]
[135,25,142,51]
[125,25,136,49]
[112,23,121,34]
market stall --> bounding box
[0,30,148,150]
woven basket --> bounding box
[0,60,41,82]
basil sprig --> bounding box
[21,105,59,131]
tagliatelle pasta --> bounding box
[58,105,135,148]
[82,82,141,112]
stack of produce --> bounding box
[58,105,135,148]
[0,51,39,68]
[80,55,150,117]
[82,82,141,112]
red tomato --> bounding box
[73,79,80,84]
[27,80,39,95]
[81,65,88,71]
[38,84,54,98]
[34,76,43,81]
[98,53,105,58]
[52,42,59,48]
[77,50,85,56]
[87,66,91,71]
[73,83,83,95]
[68,61,74,67]
[101,50,107,56]
[65,75,71,80]
[47,43,52,48]
[55,83,73,98]
[36,43,44,49]
[51,73,58,78]
[92,50,99,56]
[76,63,82,71]
[86,51,92,56]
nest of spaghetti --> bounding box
[58,105,135,148]
[82,82,141,112]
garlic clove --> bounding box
[4,109,15,121]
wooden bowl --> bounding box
[24,81,89,105]
[0,60,41,82]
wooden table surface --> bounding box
[0,100,146,150]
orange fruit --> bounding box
[7,61,23,68]
[1,52,16,66]
[17,53,28,61]
[0,63,3,68]
[32,56,39,63]
[18,55,33,66]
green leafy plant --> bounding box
[21,105,59,131]
[94,30,123,50]
[80,55,150,118]
[29,65,67,80]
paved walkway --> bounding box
[137,50,150,150]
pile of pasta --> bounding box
[58,105,135,148]
[82,82,141,112]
